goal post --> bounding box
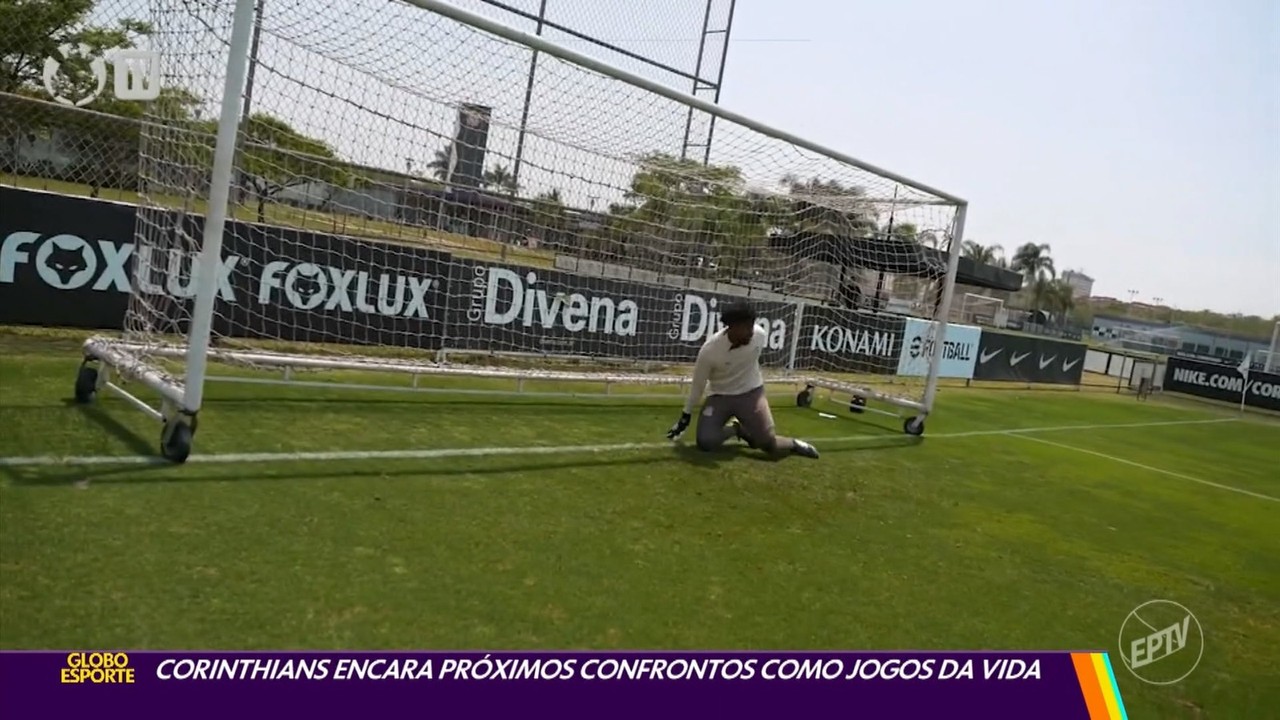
[1265,321,1280,374]
[180,0,260,422]
[22,0,968,461]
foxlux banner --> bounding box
[0,188,451,347]
[972,329,1088,385]
[1163,356,1280,412]
[0,651,1128,719]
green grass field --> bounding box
[1,329,1277,718]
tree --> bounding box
[239,113,350,223]
[0,0,170,194]
[0,0,152,94]
[534,188,561,204]
[1011,242,1055,285]
[612,153,767,274]
[963,240,1005,266]
[528,188,566,246]
[426,144,451,181]
[885,220,916,239]
[87,84,203,191]
[1049,279,1076,322]
[1029,277,1075,324]
[483,163,517,194]
[778,173,878,237]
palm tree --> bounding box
[963,240,1005,266]
[1049,279,1076,318]
[483,164,518,194]
[1011,242,1055,285]
[426,145,451,181]
[1029,277,1075,324]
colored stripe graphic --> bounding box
[1070,653,1128,719]
[1096,653,1130,720]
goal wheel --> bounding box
[74,364,98,404]
[161,419,194,464]
[903,416,925,436]
[849,395,867,414]
[796,386,814,408]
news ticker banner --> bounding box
[0,651,1129,719]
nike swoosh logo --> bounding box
[979,348,1002,364]
[1010,351,1030,366]
[1063,358,1081,372]
[1038,354,1058,370]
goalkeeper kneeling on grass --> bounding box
[666,301,820,460]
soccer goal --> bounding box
[62,0,968,461]
[955,293,1005,327]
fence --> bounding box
[1083,347,1166,394]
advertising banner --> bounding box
[1163,356,1280,411]
[896,318,981,379]
[971,330,1088,385]
[792,305,907,375]
[0,187,450,348]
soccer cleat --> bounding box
[730,419,757,448]
[790,439,820,459]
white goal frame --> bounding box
[955,293,1004,326]
[1265,321,1280,374]
[77,0,969,462]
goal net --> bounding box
[7,0,966,460]
[954,293,1005,327]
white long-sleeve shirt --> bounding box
[682,325,767,413]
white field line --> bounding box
[1012,433,1279,503]
[0,417,1235,468]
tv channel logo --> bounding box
[1118,599,1204,685]
[61,652,136,684]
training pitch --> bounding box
[0,328,1276,719]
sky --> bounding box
[81,0,1279,318]
[712,0,1279,317]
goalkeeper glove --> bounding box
[666,412,692,440]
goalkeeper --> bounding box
[666,301,820,460]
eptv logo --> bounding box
[1118,600,1204,685]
